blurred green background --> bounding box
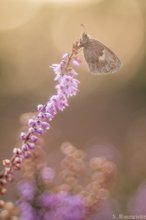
[0,0,146,213]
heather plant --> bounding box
[0,139,116,220]
[0,37,117,219]
[0,113,116,220]
[0,41,81,196]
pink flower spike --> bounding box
[41,122,50,130]
[46,102,57,116]
[21,144,29,152]
[30,135,38,143]
[28,127,35,134]
[35,127,44,135]
[23,152,31,159]
[50,64,61,75]
[27,143,36,150]
[62,53,69,59]
[20,132,27,141]
[28,119,36,127]
[13,148,22,155]
[37,104,44,112]
[72,57,81,66]
[0,40,81,196]
[44,113,53,121]
[38,112,45,120]
[68,68,78,77]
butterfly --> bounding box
[79,32,121,74]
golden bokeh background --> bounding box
[0,0,146,212]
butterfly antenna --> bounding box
[80,24,87,34]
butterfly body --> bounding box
[80,33,121,74]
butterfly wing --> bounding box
[83,39,121,74]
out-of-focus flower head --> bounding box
[16,141,116,220]
[128,182,146,215]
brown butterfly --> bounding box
[79,32,121,74]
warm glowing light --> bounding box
[0,0,39,31]
[33,0,101,4]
